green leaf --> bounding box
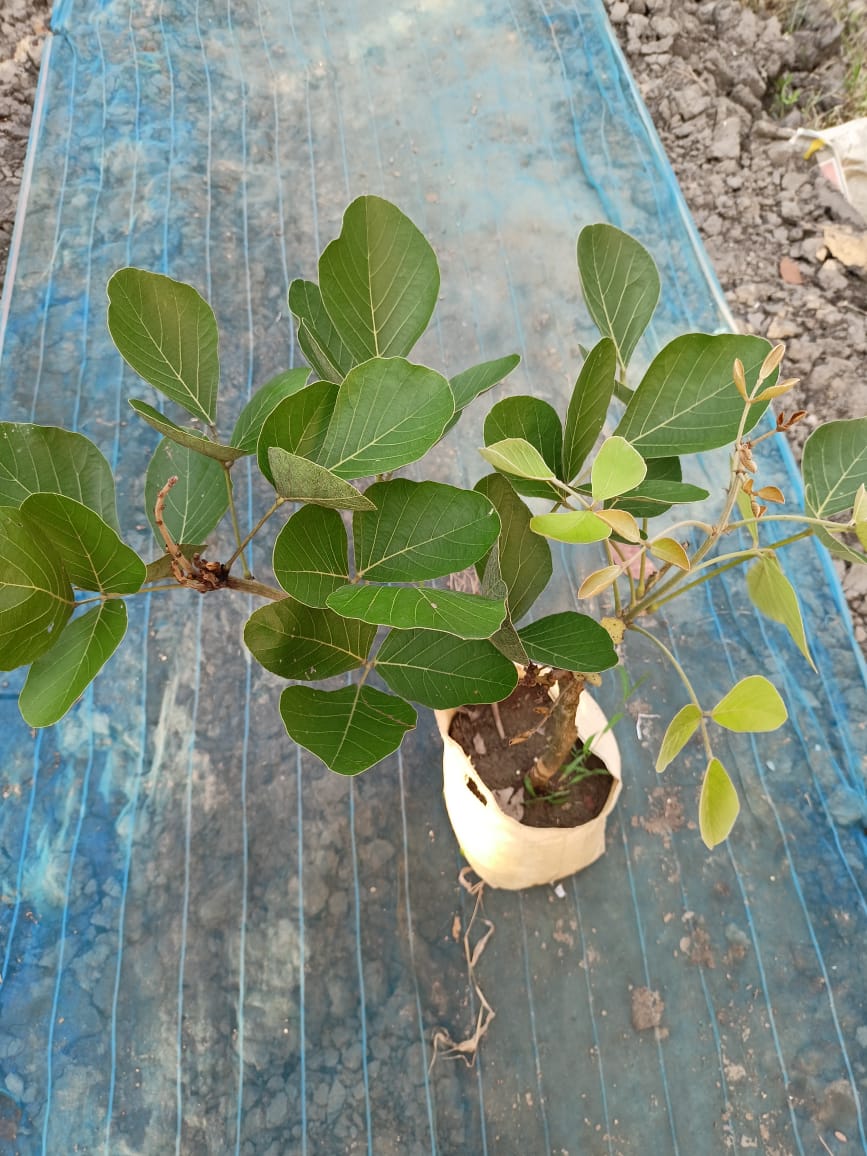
[0,506,73,670]
[267,448,375,510]
[229,368,312,453]
[614,334,773,457]
[517,612,618,672]
[244,598,375,679]
[128,399,245,462]
[802,417,867,518]
[144,438,229,545]
[577,565,621,600]
[607,457,700,520]
[710,675,787,733]
[354,479,500,582]
[577,224,660,370]
[256,381,339,486]
[529,511,612,544]
[479,543,529,663]
[20,494,145,595]
[288,279,355,383]
[474,473,552,622]
[562,337,617,482]
[484,396,563,498]
[107,267,219,424]
[318,358,454,480]
[280,684,417,775]
[0,423,120,530]
[19,601,127,727]
[649,537,690,570]
[590,436,646,501]
[375,629,518,708]
[318,195,440,361]
[449,354,521,411]
[854,483,867,551]
[273,506,349,606]
[478,438,557,483]
[655,704,702,773]
[326,585,506,639]
[745,553,814,669]
[144,544,206,584]
[699,759,740,849]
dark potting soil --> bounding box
[449,682,614,830]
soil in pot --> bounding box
[448,681,614,830]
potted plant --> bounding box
[0,196,864,893]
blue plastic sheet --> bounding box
[1,1,865,1152]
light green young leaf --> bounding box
[230,368,312,453]
[449,354,521,411]
[517,612,618,672]
[288,279,356,383]
[577,225,660,370]
[354,479,500,582]
[256,381,339,486]
[318,196,440,361]
[267,448,375,510]
[590,436,647,501]
[655,704,702,773]
[244,598,375,680]
[280,684,417,775]
[735,486,759,546]
[20,494,145,595]
[128,399,245,462]
[484,396,562,498]
[326,585,506,639]
[594,508,642,542]
[375,629,518,708]
[144,438,229,545]
[802,417,867,518]
[478,438,556,483]
[0,506,74,670]
[318,358,454,480]
[529,511,612,544]
[562,338,617,482]
[614,334,773,457]
[746,553,815,669]
[710,675,787,733]
[474,473,552,622]
[577,565,621,600]
[107,267,219,424]
[854,483,867,551]
[649,537,690,571]
[0,423,120,531]
[699,758,740,849]
[19,601,127,727]
[273,506,350,607]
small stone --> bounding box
[631,985,665,1031]
[779,257,804,285]
[767,316,799,340]
[816,259,849,294]
[609,1,629,24]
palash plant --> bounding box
[1,195,865,867]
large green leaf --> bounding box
[318,358,454,480]
[256,381,339,486]
[614,334,773,457]
[529,511,612,544]
[326,585,506,639]
[562,338,617,482]
[244,598,375,679]
[128,400,245,462]
[20,494,145,595]
[710,676,787,733]
[746,553,814,669]
[230,368,312,453]
[318,195,440,361]
[802,417,867,518]
[19,601,127,727]
[449,354,521,411]
[107,267,219,424]
[0,423,119,531]
[474,473,552,622]
[144,438,229,544]
[484,396,562,498]
[517,612,618,672]
[608,474,708,520]
[590,436,646,501]
[577,224,660,370]
[272,506,350,607]
[267,448,375,510]
[0,507,74,670]
[375,629,518,708]
[288,280,356,384]
[354,479,500,582]
[280,684,417,775]
[699,758,740,849]
[479,544,529,664]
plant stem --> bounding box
[222,464,253,578]
[225,497,285,571]
[529,671,586,790]
[629,624,713,759]
[225,575,286,601]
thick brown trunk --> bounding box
[528,672,585,791]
